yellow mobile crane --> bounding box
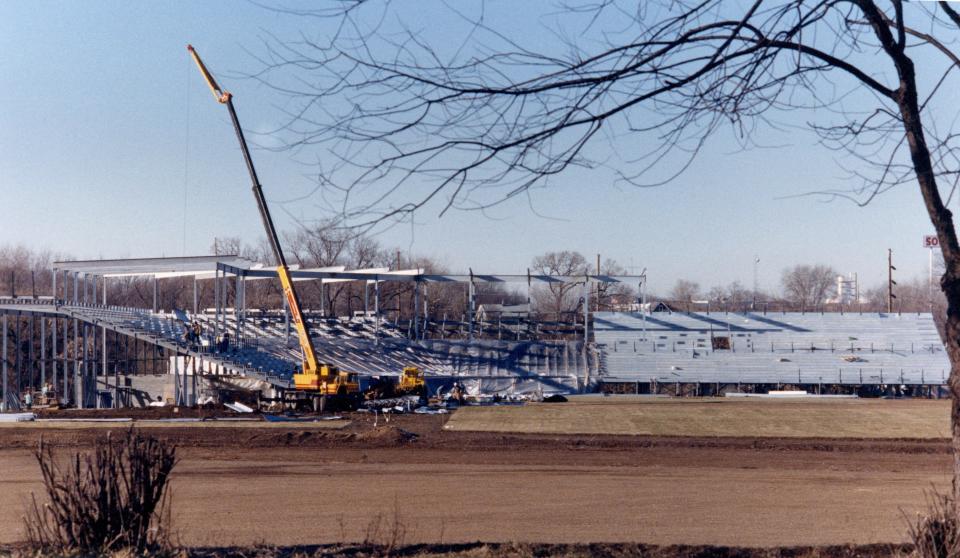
[187,45,359,410]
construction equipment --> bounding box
[397,366,426,396]
[187,45,360,410]
[364,366,425,401]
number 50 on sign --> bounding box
[924,235,940,248]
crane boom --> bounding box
[187,45,321,381]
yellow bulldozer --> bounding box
[364,366,426,400]
[397,367,426,396]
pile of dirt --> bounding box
[351,425,419,446]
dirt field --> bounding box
[0,399,951,549]
[444,397,952,438]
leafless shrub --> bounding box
[360,497,409,555]
[906,489,960,558]
[24,428,178,555]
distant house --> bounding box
[642,301,673,313]
[611,300,673,312]
[475,303,530,322]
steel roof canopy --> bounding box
[53,255,254,276]
[52,256,645,284]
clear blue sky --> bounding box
[0,1,943,294]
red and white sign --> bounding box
[924,235,940,248]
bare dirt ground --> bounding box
[0,399,951,552]
[445,397,952,438]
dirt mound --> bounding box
[34,406,247,420]
[352,425,419,446]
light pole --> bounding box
[639,268,647,342]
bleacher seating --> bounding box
[59,304,592,394]
[593,311,949,385]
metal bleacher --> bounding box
[59,304,592,393]
[594,311,949,386]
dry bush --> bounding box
[360,497,409,555]
[24,428,178,555]
[906,490,960,558]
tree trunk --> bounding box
[891,52,960,506]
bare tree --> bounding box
[706,280,754,311]
[595,258,635,310]
[864,276,947,314]
[781,264,838,310]
[669,280,701,304]
[530,251,588,317]
[0,245,59,298]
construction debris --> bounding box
[0,413,36,422]
[362,395,422,411]
[262,414,343,423]
[413,407,449,415]
[225,402,255,413]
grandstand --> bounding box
[0,255,950,409]
[594,310,948,392]
[0,255,621,409]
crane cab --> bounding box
[293,364,360,395]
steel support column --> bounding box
[468,273,475,341]
[63,314,69,405]
[413,280,419,340]
[173,355,180,406]
[584,279,590,345]
[101,323,107,408]
[214,267,220,342]
[73,316,80,407]
[51,315,57,399]
[40,318,45,390]
[14,312,21,400]
[374,280,380,345]
[2,313,7,411]
[182,355,189,406]
[234,272,241,346]
[28,313,34,393]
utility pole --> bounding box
[929,244,935,312]
[887,249,897,313]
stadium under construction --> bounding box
[0,254,949,411]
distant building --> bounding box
[827,273,860,305]
[612,300,672,312]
